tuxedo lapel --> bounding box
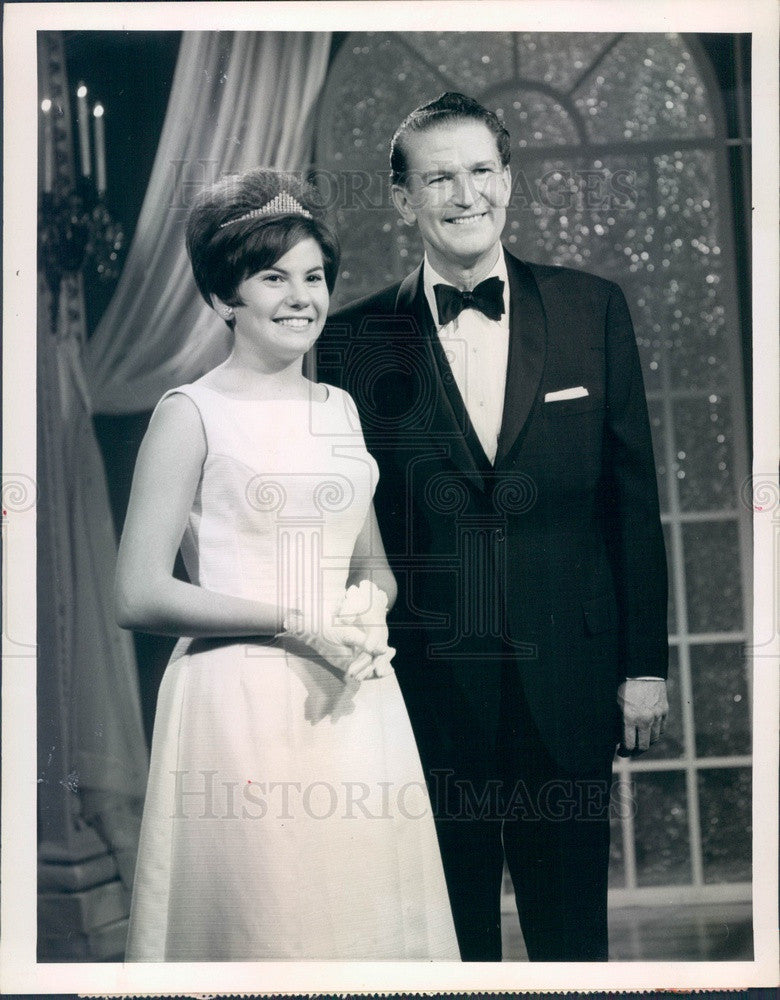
[395,266,490,489]
[495,251,548,466]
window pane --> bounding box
[633,771,691,885]
[608,808,625,888]
[654,150,730,393]
[574,35,716,142]
[674,395,736,511]
[325,34,447,167]
[495,90,580,149]
[506,154,653,275]
[699,767,752,882]
[683,520,743,632]
[404,32,515,91]
[629,274,676,396]
[691,643,750,756]
[516,33,616,90]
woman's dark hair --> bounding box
[390,92,511,186]
[186,169,340,323]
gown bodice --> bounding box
[160,381,378,621]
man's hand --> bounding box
[617,678,668,755]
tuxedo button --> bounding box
[494,527,505,541]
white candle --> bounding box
[40,98,54,193]
[76,83,91,177]
[93,103,106,195]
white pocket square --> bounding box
[544,386,589,402]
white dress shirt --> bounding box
[423,250,510,465]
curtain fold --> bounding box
[85,31,332,414]
[37,33,148,900]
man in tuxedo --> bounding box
[318,93,668,962]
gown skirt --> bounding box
[124,381,459,961]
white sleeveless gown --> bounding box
[125,381,458,961]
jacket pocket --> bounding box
[582,592,619,635]
[544,396,604,416]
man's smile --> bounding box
[445,211,489,226]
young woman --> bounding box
[118,170,458,961]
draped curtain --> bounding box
[85,31,331,414]
[37,33,149,909]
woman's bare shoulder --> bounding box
[143,388,206,462]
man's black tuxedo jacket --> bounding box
[318,250,668,774]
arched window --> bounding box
[315,32,752,906]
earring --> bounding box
[221,306,235,321]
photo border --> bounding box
[2,1,778,993]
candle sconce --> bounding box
[38,179,126,327]
[39,83,125,327]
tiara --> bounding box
[219,191,313,228]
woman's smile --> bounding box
[274,315,315,328]
[228,237,329,366]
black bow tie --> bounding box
[433,275,505,326]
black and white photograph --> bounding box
[2,1,778,994]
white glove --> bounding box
[335,581,395,680]
[281,602,372,677]
[617,678,668,753]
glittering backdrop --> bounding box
[314,31,752,901]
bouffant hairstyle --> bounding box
[186,169,340,324]
[390,92,511,186]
